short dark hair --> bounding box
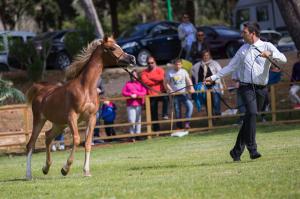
[243,22,260,37]
[173,58,182,64]
[200,49,211,58]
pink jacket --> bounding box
[122,81,147,106]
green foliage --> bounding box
[8,39,50,82]
[0,124,299,198]
[63,17,96,57]
[0,78,25,105]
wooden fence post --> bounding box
[270,85,277,122]
[206,90,213,128]
[145,95,152,139]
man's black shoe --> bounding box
[230,150,241,161]
[250,152,261,160]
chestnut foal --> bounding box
[25,36,135,180]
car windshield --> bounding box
[35,32,58,40]
[214,27,240,36]
[120,23,152,38]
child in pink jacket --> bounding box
[122,69,147,138]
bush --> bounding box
[8,38,50,82]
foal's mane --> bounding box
[65,39,102,80]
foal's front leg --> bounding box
[61,113,80,176]
[83,115,96,177]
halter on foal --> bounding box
[25,36,135,180]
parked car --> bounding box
[197,25,244,58]
[260,30,282,45]
[0,31,36,71]
[117,21,181,66]
[33,30,76,70]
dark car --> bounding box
[117,21,181,66]
[33,30,76,70]
[197,25,244,58]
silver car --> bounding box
[0,31,36,71]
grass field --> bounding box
[0,124,299,199]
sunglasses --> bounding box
[197,34,204,37]
[148,62,155,64]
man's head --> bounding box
[201,50,211,63]
[242,22,260,44]
[146,56,157,70]
[182,14,190,23]
[196,31,205,42]
[173,59,182,71]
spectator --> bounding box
[289,51,300,109]
[122,69,147,141]
[165,59,195,129]
[51,134,65,151]
[178,14,197,62]
[190,30,210,64]
[141,56,169,131]
[99,100,117,139]
[93,78,105,144]
[191,50,224,116]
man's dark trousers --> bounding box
[232,84,265,156]
[150,96,169,131]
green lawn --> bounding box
[0,124,299,199]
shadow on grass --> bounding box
[192,123,300,138]
[128,159,255,171]
[0,174,86,183]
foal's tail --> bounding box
[26,83,44,105]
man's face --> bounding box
[197,31,205,42]
[174,61,182,70]
[182,15,189,22]
[241,27,254,44]
[202,52,211,62]
[147,58,156,70]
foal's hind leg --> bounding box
[26,116,46,180]
[42,124,64,175]
[61,112,80,176]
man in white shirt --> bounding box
[206,22,287,161]
[178,14,197,62]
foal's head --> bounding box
[100,36,136,67]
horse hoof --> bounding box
[83,170,92,177]
[61,167,69,176]
[42,166,49,175]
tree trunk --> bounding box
[151,0,159,21]
[79,0,104,38]
[276,0,300,50]
[108,0,119,37]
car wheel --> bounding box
[55,52,71,70]
[0,63,9,72]
[137,49,151,66]
[225,43,239,58]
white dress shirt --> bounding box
[211,39,287,85]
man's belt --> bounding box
[240,82,266,89]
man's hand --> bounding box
[204,77,214,85]
[131,94,137,98]
[259,51,272,58]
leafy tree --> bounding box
[0,78,25,105]
[8,39,50,81]
[0,0,35,30]
[276,0,300,50]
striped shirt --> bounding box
[211,39,287,85]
